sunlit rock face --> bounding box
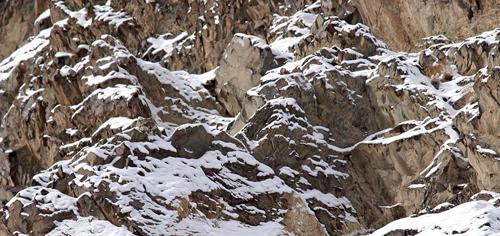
[352,0,500,51]
[0,0,499,235]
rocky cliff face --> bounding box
[0,0,499,235]
[0,0,44,61]
[352,0,500,51]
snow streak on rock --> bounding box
[0,0,499,235]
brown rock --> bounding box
[352,0,500,51]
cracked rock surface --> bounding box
[0,0,499,235]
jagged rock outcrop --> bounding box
[0,0,499,235]
[215,34,279,116]
[127,0,317,73]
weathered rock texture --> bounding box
[352,0,500,51]
[0,0,499,235]
[0,0,49,60]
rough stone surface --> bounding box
[352,0,500,51]
[0,0,499,235]
[215,34,278,116]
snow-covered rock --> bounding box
[0,0,499,235]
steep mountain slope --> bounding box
[0,0,499,235]
[352,0,500,51]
